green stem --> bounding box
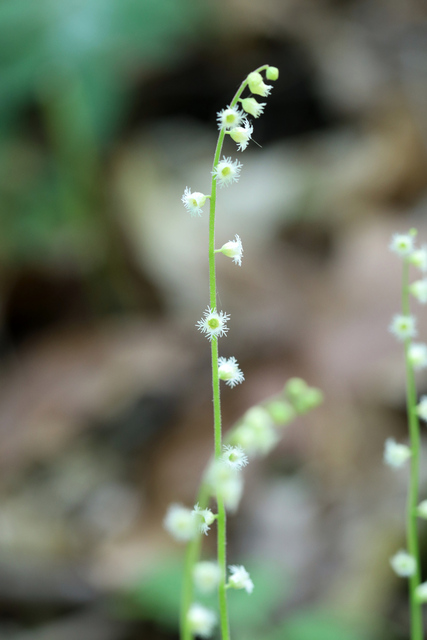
[181,65,270,640]
[402,260,423,640]
[180,483,210,640]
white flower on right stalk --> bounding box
[390,550,416,577]
[218,356,244,388]
[416,582,427,603]
[228,565,254,593]
[389,314,417,341]
[383,438,411,468]
[410,279,427,304]
[187,603,217,638]
[409,246,427,272]
[417,396,427,422]
[389,232,414,257]
[217,234,243,266]
[408,343,427,370]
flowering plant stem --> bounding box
[402,260,423,640]
[180,483,210,640]
[207,65,268,640]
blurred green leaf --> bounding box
[262,609,372,640]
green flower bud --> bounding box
[265,400,295,425]
[266,66,279,81]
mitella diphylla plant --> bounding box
[164,65,323,640]
[386,230,427,640]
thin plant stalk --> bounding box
[402,259,423,640]
[207,65,268,640]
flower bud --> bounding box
[265,400,296,425]
[390,550,416,577]
[266,66,279,81]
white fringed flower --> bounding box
[247,71,272,97]
[417,500,427,519]
[228,565,254,593]
[228,118,253,151]
[163,503,197,542]
[221,444,248,471]
[389,314,417,341]
[212,156,242,188]
[240,97,266,118]
[409,246,427,272]
[218,356,244,388]
[417,396,427,422]
[193,562,221,594]
[408,343,427,370]
[389,233,414,257]
[197,306,230,341]
[390,550,416,577]
[217,234,243,265]
[410,279,427,304]
[384,438,411,468]
[217,105,244,131]
[187,603,217,638]
[206,461,244,512]
[181,187,207,217]
[416,582,427,603]
[192,504,216,535]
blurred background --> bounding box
[1,0,427,638]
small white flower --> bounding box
[216,105,244,131]
[206,461,244,512]
[217,234,243,266]
[247,71,272,97]
[196,306,230,341]
[187,603,217,638]
[390,550,416,577]
[193,561,221,594]
[239,97,266,118]
[410,279,427,304]
[389,314,417,341]
[383,438,411,468]
[409,246,427,272]
[228,118,253,152]
[389,233,414,257]
[181,187,207,217]
[163,503,197,542]
[221,444,249,470]
[417,500,427,519]
[417,396,427,422]
[408,343,427,370]
[192,503,216,535]
[228,565,254,593]
[415,581,427,603]
[218,356,244,388]
[212,156,242,188]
